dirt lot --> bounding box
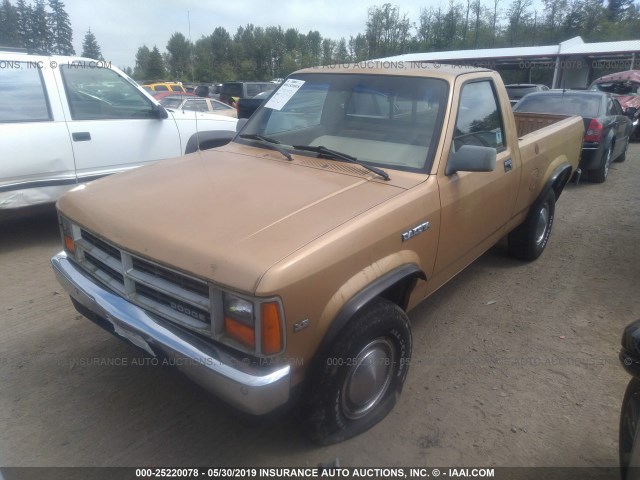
[1,146,639,471]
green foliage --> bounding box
[0,0,74,55]
[146,46,165,80]
[48,0,73,55]
[0,0,21,47]
[81,28,102,60]
[166,32,191,80]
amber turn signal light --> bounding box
[224,316,255,348]
[64,234,75,253]
[261,302,282,355]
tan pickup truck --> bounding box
[51,65,584,444]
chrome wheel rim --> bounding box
[535,204,549,246]
[341,338,396,420]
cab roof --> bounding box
[295,62,492,81]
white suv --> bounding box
[0,52,237,213]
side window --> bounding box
[0,63,51,122]
[246,84,260,97]
[184,99,207,112]
[453,80,506,151]
[61,65,155,120]
[154,85,168,91]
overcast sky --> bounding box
[63,0,429,69]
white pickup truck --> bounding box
[0,52,237,214]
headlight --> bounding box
[223,293,256,349]
[60,215,77,254]
[222,292,284,355]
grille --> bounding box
[75,229,212,334]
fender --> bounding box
[184,130,235,154]
[316,264,425,355]
[540,161,573,202]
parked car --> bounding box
[513,90,633,182]
[0,51,237,215]
[590,70,640,140]
[219,81,277,106]
[236,90,271,119]
[52,64,584,444]
[158,95,237,118]
[619,319,640,480]
[505,83,549,106]
[151,91,196,101]
[194,84,221,100]
[142,81,186,93]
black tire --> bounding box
[620,378,640,479]
[590,144,612,183]
[615,139,629,163]
[508,189,555,261]
[307,297,411,445]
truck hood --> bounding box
[57,144,409,292]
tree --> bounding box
[146,45,165,79]
[366,3,411,58]
[0,0,22,48]
[81,28,102,59]
[133,44,150,79]
[48,0,74,55]
[30,0,51,53]
[15,0,33,50]
[334,38,350,63]
[166,32,191,79]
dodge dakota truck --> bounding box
[51,64,584,444]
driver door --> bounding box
[57,64,181,182]
[431,78,519,289]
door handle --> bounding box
[504,158,513,172]
[72,132,91,142]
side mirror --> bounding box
[445,145,497,176]
[152,104,168,119]
[236,118,248,133]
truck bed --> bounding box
[513,112,572,137]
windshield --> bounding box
[514,94,601,117]
[237,73,449,173]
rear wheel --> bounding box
[508,189,555,261]
[307,297,411,445]
[590,145,612,183]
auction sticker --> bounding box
[264,79,305,111]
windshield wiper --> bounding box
[292,145,390,181]
[239,134,292,161]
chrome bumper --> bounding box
[51,251,290,415]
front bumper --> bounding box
[51,251,290,415]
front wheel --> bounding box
[307,297,412,445]
[508,189,556,261]
[615,139,629,163]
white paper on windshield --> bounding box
[264,79,305,111]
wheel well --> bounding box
[551,167,572,201]
[316,266,424,357]
[379,274,420,311]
